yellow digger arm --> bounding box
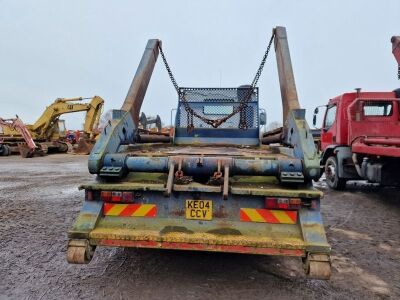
[29,96,104,139]
[82,96,104,138]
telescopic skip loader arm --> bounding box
[273,26,321,180]
[88,39,160,175]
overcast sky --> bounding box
[0,0,399,129]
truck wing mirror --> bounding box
[312,114,317,127]
[314,107,319,114]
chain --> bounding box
[159,46,180,93]
[158,32,275,130]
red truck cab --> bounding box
[314,89,400,189]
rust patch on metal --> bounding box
[160,226,194,235]
[213,205,228,218]
[206,228,242,236]
[171,209,185,217]
[96,239,305,257]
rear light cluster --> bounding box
[101,191,134,202]
[265,197,302,210]
[265,197,319,210]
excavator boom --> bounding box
[82,96,104,137]
[30,96,104,139]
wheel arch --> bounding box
[321,145,353,178]
[320,145,336,166]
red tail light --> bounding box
[111,191,123,202]
[265,197,302,210]
[100,191,112,201]
[265,197,277,209]
[277,198,289,209]
[100,190,133,203]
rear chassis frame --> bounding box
[68,145,331,279]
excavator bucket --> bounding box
[17,143,46,158]
[17,143,32,158]
[73,138,94,155]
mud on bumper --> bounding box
[67,200,331,279]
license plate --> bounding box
[185,200,212,220]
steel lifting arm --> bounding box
[392,36,400,79]
[29,96,105,139]
[273,26,320,180]
[0,117,37,151]
[30,97,87,137]
[82,96,104,138]
[274,26,301,124]
[88,39,161,175]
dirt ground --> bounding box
[0,154,399,300]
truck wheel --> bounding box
[303,253,331,280]
[325,156,346,190]
[39,143,48,154]
[307,261,331,280]
[66,239,95,264]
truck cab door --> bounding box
[321,104,337,151]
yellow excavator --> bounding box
[0,96,104,157]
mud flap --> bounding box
[68,200,103,239]
[299,207,330,253]
[298,207,331,279]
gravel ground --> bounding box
[0,154,399,299]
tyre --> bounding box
[39,143,49,154]
[325,156,346,190]
[1,144,10,156]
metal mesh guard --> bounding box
[177,87,259,129]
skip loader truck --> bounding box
[67,27,331,279]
